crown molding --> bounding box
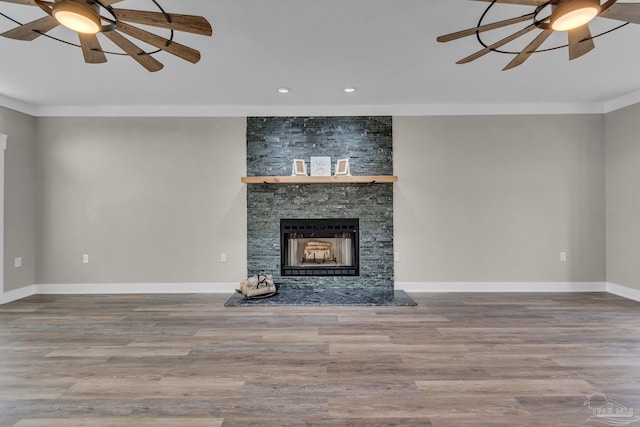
[20,102,605,117]
[603,89,640,114]
[4,92,640,118]
[0,94,37,116]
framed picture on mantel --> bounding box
[292,159,307,176]
[310,156,331,176]
[335,158,350,176]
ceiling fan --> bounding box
[0,0,212,72]
[438,0,640,70]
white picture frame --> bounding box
[335,158,350,176]
[292,159,307,176]
[310,156,332,176]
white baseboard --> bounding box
[0,285,36,305]
[606,282,640,302]
[34,282,238,295]
[396,282,607,293]
[3,282,640,305]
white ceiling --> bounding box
[1,0,640,116]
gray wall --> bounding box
[394,115,606,284]
[35,117,247,285]
[605,103,640,291]
[1,106,37,292]
[0,110,622,291]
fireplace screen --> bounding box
[281,218,359,277]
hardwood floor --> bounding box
[0,292,639,426]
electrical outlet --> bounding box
[14,257,22,268]
[394,252,400,262]
[83,254,89,264]
[220,252,228,263]
[560,252,567,262]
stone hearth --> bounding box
[224,289,417,306]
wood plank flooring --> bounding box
[0,292,639,426]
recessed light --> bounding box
[343,87,357,93]
[277,87,291,94]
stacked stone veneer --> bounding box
[246,116,394,295]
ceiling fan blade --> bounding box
[599,3,640,24]
[102,30,163,72]
[0,15,58,41]
[111,8,212,36]
[471,0,547,5]
[0,0,36,5]
[502,29,552,70]
[457,24,536,64]
[99,0,124,5]
[568,24,595,60]
[116,22,201,63]
[78,33,107,64]
[437,14,533,42]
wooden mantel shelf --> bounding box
[241,175,398,184]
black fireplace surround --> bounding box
[281,218,359,277]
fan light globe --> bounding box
[53,0,101,34]
[551,0,601,31]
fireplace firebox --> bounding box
[281,218,359,277]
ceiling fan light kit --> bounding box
[551,0,600,31]
[438,0,639,70]
[0,0,213,72]
[52,0,101,34]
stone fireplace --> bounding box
[239,116,411,305]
